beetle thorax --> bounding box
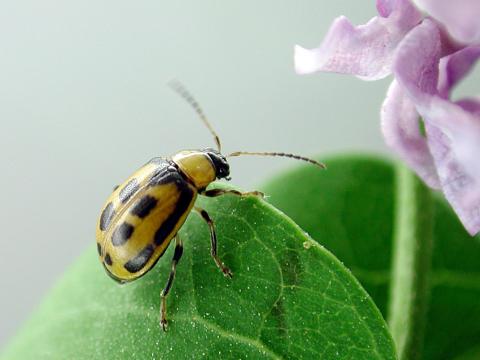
[172,151,216,190]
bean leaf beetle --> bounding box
[95,82,325,330]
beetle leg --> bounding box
[194,206,233,278]
[160,233,183,331]
[200,188,264,199]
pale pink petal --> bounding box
[438,46,480,97]
[294,0,422,80]
[425,115,480,235]
[376,0,424,30]
[426,98,480,180]
[413,0,480,44]
[381,80,440,188]
[392,19,442,102]
[394,19,480,234]
[376,0,397,17]
[456,98,480,116]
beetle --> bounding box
[95,81,325,330]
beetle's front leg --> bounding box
[194,206,233,278]
[200,188,264,199]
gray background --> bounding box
[0,0,476,348]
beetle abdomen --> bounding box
[96,159,197,282]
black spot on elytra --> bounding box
[97,243,102,256]
[104,253,113,266]
[124,245,154,273]
[154,181,193,246]
[150,172,175,186]
[146,158,170,180]
[149,161,184,187]
[131,195,158,218]
[111,222,134,247]
[119,178,140,204]
[99,202,115,231]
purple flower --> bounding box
[413,0,480,44]
[295,0,480,235]
[295,0,423,80]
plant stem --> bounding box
[387,163,434,360]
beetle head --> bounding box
[204,148,230,180]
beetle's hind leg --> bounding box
[194,206,233,278]
[160,234,184,331]
[201,188,264,199]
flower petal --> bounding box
[413,0,480,44]
[456,98,480,116]
[392,19,442,102]
[425,116,480,235]
[381,80,440,188]
[438,46,480,97]
[294,0,422,80]
[394,19,480,234]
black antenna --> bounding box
[168,80,221,152]
[228,151,326,169]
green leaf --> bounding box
[387,163,434,360]
[261,154,480,360]
[1,183,395,360]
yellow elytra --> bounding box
[95,81,325,330]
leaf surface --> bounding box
[1,181,395,360]
[262,154,480,360]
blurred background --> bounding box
[0,0,477,347]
